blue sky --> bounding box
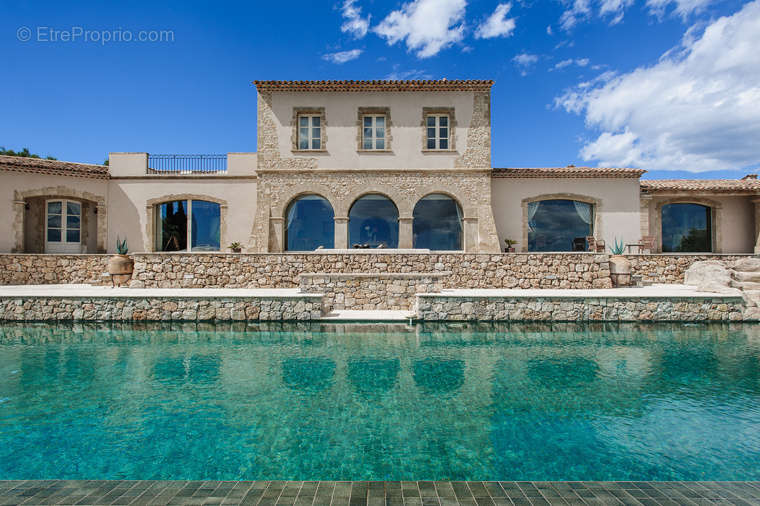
[2,0,758,179]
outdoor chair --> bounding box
[626,235,656,254]
[586,236,606,253]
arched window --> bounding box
[155,199,221,251]
[349,194,399,248]
[413,194,463,250]
[661,203,712,252]
[285,195,335,251]
[527,199,594,252]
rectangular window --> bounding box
[426,114,449,150]
[298,115,322,150]
[362,115,386,150]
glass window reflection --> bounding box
[413,194,463,250]
[349,194,398,248]
[528,199,593,252]
[661,203,711,252]
[285,195,335,251]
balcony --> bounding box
[108,152,257,177]
[148,154,227,174]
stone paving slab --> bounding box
[0,285,318,299]
[421,284,743,300]
[1,481,759,505]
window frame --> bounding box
[292,107,327,153]
[421,107,457,152]
[45,199,81,246]
[153,199,222,252]
[357,107,392,152]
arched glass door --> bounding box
[527,199,594,252]
[349,194,399,248]
[413,194,463,250]
[661,203,712,252]
[285,195,335,251]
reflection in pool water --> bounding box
[1,322,760,481]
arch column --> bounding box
[398,216,413,249]
[269,216,285,252]
[96,203,108,253]
[12,198,25,252]
[753,199,760,254]
[334,216,349,249]
[463,213,479,252]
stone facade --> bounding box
[299,272,448,311]
[416,294,747,322]
[627,255,748,284]
[0,254,110,285]
[0,294,322,321]
[2,252,754,292]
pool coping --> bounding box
[2,479,759,505]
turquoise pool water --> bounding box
[1,322,759,481]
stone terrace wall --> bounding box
[128,253,614,289]
[0,294,322,321]
[627,255,750,284]
[1,253,754,289]
[0,255,110,285]
[299,272,448,311]
[416,294,747,322]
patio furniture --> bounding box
[586,236,606,253]
[626,235,656,254]
[572,237,587,251]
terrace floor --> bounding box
[2,480,759,505]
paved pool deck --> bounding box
[1,480,759,505]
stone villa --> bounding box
[2,79,759,257]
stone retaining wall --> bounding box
[1,253,754,291]
[126,252,615,289]
[0,295,322,322]
[0,254,110,285]
[415,294,747,322]
[627,255,748,284]
[299,272,447,311]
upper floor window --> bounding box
[362,115,386,150]
[426,114,450,150]
[298,114,322,150]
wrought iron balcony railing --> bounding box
[147,154,227,174]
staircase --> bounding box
[730,258,760,309]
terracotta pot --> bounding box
[609,255,632,287]
[108,254,134,287]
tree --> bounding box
[0,146,56,160]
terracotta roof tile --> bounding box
[640,178,760,194]
[0,155,109,180]
[492,167,646,179]
[253,80,494,92]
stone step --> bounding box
[741,290,760,307]
[733,257,760,272]
[730,280,760,291]
[732,270,760,283]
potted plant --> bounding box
[229,242,242,253]
[609,237,631,287]
[504,239,518,253]
[107,236,134,287]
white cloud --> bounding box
[547,25,554,35]
[559,0,714,30]
[551,57,590,71]
[555,1,760,172]
[646,0,713,19]
[475,3,516,39]
[341,0,371,39]
[385,66,433,80]
[322,48,363,64]
[374,0,467,58]
[513,52,539,76]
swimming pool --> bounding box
[1,322,759,481]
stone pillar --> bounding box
[753,199,760,254]
[12,198,25,253]
[334,216,349,249]
[639,195,652,241]
[96,203,107,253]
[269,216,284,252]
[398,216,413,249]
[463,217,479,252]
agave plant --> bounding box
[609,237,625,255]
[116,236,129,255]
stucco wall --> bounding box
[107,178,257,253]
[491,177,641,252]
[644,195,755,253]
[267,91,478,169]
[0,172,108,253]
